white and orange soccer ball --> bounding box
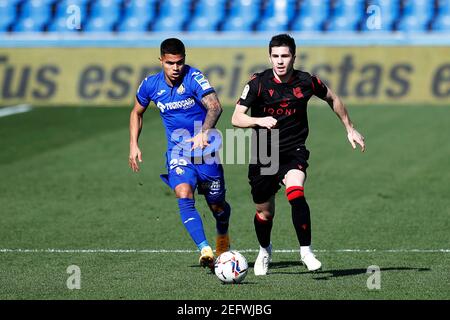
[214,250,248,284]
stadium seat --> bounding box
[186,0,226,32]
[84,17,115,32]
[437,0,450,15]
[432,0,450,31]
[0,0,19,32]
[13,0,53,32]
[20,0,53,22]
[117,0,157,32]
[290,0,329,32]
[397,0,434,32]
[117,17,148,33]
[326,0,365,32]
[360,0,401,32]
[89,0,121,22]
[84,0,121,32]
[151,0,191,32]
[221,0,260,32]
[256,0,296,32]
[122,0,157,20]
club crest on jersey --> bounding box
[175,167,185,175]
[293,87,303,99]
[177,84,185,95]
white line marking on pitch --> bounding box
[0,248,448,253]
[0,104,32,118]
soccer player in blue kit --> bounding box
[129,38,230,270]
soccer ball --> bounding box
[214,250,248,284]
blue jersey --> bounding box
[136,65,218,160]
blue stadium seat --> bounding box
[152,0,190,32]
[326,0,365,32]
[84,0,122,32]
[432,0,450,31]
[256,0,296,32]
[432,15,450,31]
[187,0,226,32]
[0,0,19,31]
[397,0,434,32]
[20,0,53,21]
[47,16,81,32]
[290,0,329,32]
[12,0,53,32]
[122,0,157,20]
[89,0,121,22]
[117,0,157,32]
[13,18,45,32]
[117,17,149,32]
[84,17,115,32]
[221,0,260,32]
[360,0,401,32]
[437,0,450,15]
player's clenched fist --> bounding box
[256,116,277,129]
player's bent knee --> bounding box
[209,202,225,213]
[175,184,194,199]
[255,210,273,221]
[286,186,304,202]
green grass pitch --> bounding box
[0,105,448,300]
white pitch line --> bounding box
[0,248,449,253]
[0,104,32,118]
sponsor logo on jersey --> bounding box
[156,98,195,113]
[210,180,221,191]
[194,74,211,90]
[157,89,166,96]
[240,84,250,100]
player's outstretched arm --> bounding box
[231,104,277,129]
[129,98,146,172]
[323,88,365,152]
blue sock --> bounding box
[212,201,231,235]
[178,198,209,251]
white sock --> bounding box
[300,246,312,257]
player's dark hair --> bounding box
[160,38,185,57]
[269,34,296,56]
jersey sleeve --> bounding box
[190,70,215,101]
[311,74,328,99]
[135,77,152,108]
[237,75,259,108]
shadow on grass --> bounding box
[262,261,431,280]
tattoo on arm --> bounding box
[201,92,223,130]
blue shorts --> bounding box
[160,157,226,204]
